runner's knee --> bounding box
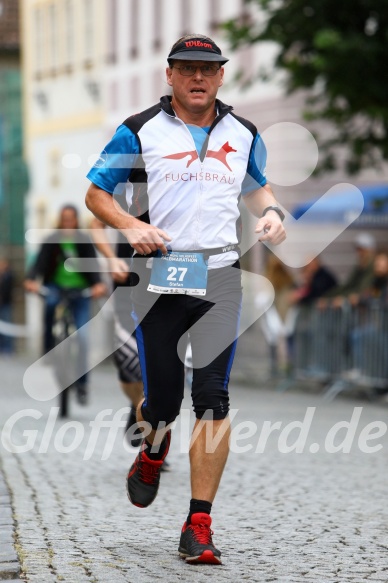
[140,396,183,430]
[192,386,230,420]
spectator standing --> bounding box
[342,250,388,384]
[323,232,376,307]
[0,257,14,354]
[256,254,296,376]
[290,256,338,306]
[361,251,388,300]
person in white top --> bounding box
[86,33,286,565]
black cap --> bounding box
[168,37,229,64]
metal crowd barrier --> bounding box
[292,299,388,400]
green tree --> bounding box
[223,0,388,174]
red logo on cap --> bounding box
[185,41,213,49]
[164,142,237,171]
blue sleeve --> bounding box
[241,133,267,196]
[86,125,141,195]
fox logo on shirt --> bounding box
[164,142,237,171]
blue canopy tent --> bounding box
[292,184,388,227]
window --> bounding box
[49,149,61,188]
[153,68,165,102]
[83,0,94,67]
[107,0,117,63]
[110,81,118,110]
[209,0,220,31]
[64,0,74,71]
[239,0,253,27]
[129,76,140,108]
[180,0,191,36]
[48,4,58,74]
[129,0,139,58]
[153,0,162,51]
[33,7,44,77]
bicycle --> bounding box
[39,286,92,418]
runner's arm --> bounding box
[89,217,129,283]
[243,184,286,246]
[85,183,171,255]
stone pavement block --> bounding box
[26,576,57,583]
[0,531,14,544]
[0,561,20,579]
[0,508,13,525]
[0,486,9,497]
[0,544,18,560]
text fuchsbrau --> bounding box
[165,172,235,183]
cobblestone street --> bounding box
[0,354,387,582]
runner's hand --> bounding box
[255,212,286,245]
[122,221,172,256]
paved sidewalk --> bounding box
[0,354,387,582]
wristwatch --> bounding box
[262,205,285,222]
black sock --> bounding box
[143,436,168,461]
[187,499,212,524]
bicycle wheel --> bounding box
[52,312,72,418]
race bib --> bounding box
[147,251,208,295]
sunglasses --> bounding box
[172,64,221,76]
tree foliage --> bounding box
[223,0,388,174]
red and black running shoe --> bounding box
[178,512,222,565]
[126,430,171,508]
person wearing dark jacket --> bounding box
[24,205,106,402]
[320,232,376,308]
[0,258,14,353]
[290,257,338,306]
